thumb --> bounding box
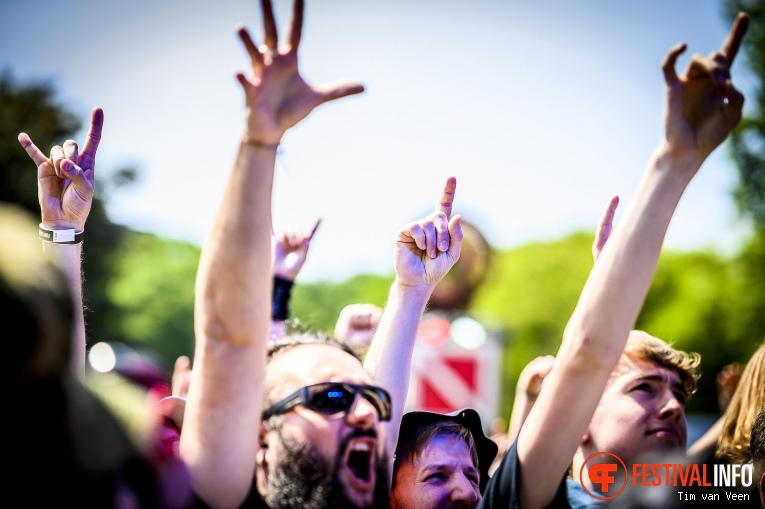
[447,215,463,262]
[61,159,93,194]
[315,79,365,106]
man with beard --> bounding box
[251,334,393,509]
[180,0,464,507]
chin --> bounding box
[342,488,375,509]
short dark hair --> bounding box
[267,331,360,363]
[264,332,362,413]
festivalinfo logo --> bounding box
[579,452,755,501]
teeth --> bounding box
[351,442,371,452]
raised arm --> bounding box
[270,218,321,341]
[506,355,555,441]
[514,13,750,509]
[17,107,104,375]
[181,1,363,507]
[363,176,463,478]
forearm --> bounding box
[518,143,704,509]
[184,141,276,509]
[42,241,85,375]
[196,142,277,348]
[563,143,700,363]
[364,280,432,470]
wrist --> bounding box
[272,276,294,321]
[41,220,85,232]
[241,131,280,151]
[654,140,705,173]
[39,224,84,245]
[391,278,435,303]
[274,269,299,281]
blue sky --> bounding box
[1,0,756,282]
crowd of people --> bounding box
[6,1,762,508]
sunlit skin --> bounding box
[391,433,480,509]
[581,355,688,489]
[260,344,386,507]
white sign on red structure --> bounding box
[405,313,501,427]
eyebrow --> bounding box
[633,374,687,396]
[421,463,480,476]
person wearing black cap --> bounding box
[391,408,498,509]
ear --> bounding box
[257,423,269,465]
[759,472,764,502]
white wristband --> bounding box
[39,224,83,244]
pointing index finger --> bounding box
[308,217,322,240]
[721,12,749,66]
[435,176,457,221]
[81,107,104,162]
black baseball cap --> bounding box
[397,407,498,492]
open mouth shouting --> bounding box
[343,437,376,490]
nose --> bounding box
[345,393,377,429]
[450,474,480,507]
[657,388,683,422]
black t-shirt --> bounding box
[478,439,570,509]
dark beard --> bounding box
[265,428,390,509]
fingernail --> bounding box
[439,241,448,251]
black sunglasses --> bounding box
[262,382,392,422]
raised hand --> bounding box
[662,13,749,160]
[272,217,321,281]
[715,362,742,413]
[507,355,556,440]
[393,176,463,289]
[592,194,619,263]
[172,355,193,399]
[17,108,104,231]
[517,355,555,399]
[236,0,364,145]
[334,303,383,355]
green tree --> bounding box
[291,274,393,333]
[724,1,765,226]
[0,72,79,213]
[106,232,199,367]
[470,232,593,417]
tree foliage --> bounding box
[105,231,199,369]
[724,0,765,226]
[290,273,393,333]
